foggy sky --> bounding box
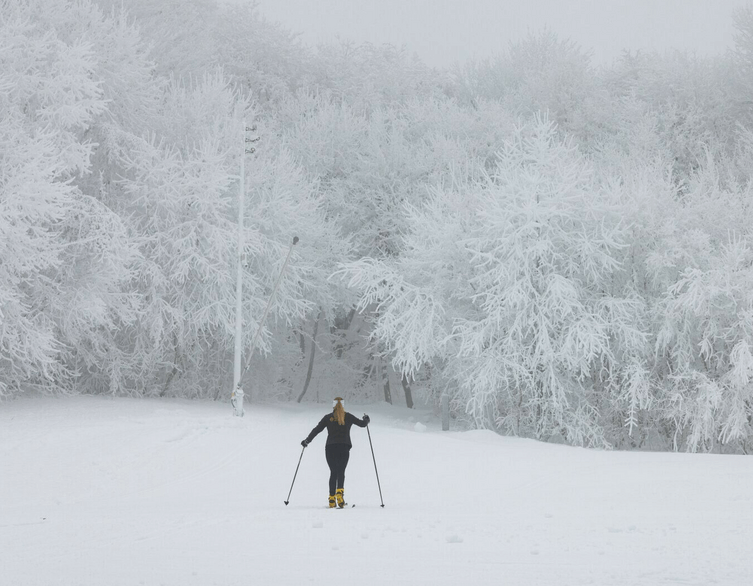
[253,0,748,67]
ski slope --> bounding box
[1,395,752,586]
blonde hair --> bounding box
[333,397,345,425]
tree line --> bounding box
[3,0,753,452]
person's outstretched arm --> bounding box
[302,415,328,447]
[348,412,370,427]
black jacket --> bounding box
[305,412,368,448]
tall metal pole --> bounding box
[231,120,246,417]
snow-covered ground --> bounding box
[1,395,752,586]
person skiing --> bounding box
[301,397,370,508]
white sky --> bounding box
[251,0,749,67]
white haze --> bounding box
[252,0,748,67]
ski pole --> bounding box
[284,445,305,505]
[366,423,385,508]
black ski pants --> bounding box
[325,444,350,495]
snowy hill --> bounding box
[1,395,752,586]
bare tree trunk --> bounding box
[335,307,357,358]
[401,374,414,409]
[356,360,374,397]
[296,311,322,403]
[376,353,392,404]
[161,334,180,397]
[441,392,450,431]
[344,307,356,329]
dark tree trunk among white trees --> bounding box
[297,311,322,403]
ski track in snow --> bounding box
[1,395,752,586]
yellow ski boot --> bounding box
[336,488,345,509]
[328,495,336,508]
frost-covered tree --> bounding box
[93,0,309,103]
[452,31,596,134]
[90,70,347,398]
[0,0,345,400]
[636,161,753,452]
[733,4,753,125]
[309,41,441,111]
[602,50,738,186]
[656,237,753,453]
[276,93,518,404]
[342,117,647,446]
[0,0,135,397]
[602,140,753,452]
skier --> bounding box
[301,397,370,508]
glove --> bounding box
[301,439,310,448]
[363,414,370,424]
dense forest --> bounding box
[4,0,753,452]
